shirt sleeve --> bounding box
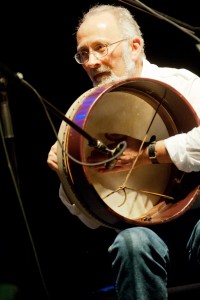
[164,126,200,172]
[59,184,101,229]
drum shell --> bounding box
[57,78,200,230]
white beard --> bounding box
[92,46,137,87]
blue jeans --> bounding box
[108,219,200,300]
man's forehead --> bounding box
[79,12,118,31]
[77,13,119,42]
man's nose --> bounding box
[86,52,101,66]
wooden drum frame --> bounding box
[57,78,200,230]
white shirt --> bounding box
[141,59,200,172]
[59,59,200,228]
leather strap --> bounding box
[148,135,159,164]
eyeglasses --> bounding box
[74,38,129,64]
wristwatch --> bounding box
[148,135,159,164]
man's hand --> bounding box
[87,133,149,173]
[47,141,59,172]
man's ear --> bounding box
[130,37,142,59]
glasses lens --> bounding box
[75,51,89,64]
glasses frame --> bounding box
[74,38,129,64]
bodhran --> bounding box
[57,78,200,230]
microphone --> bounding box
[0,76,14,139]
[95,139,127,170]
[105,142,125,170]
[0,76,20,185]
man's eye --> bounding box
[95,45,107,52]
[80,51,89,57]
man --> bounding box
[47,4,200,299]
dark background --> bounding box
[0,0,199,299]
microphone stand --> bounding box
[0,69,52,298]
[0,76,20,187]
[119,0,200,52]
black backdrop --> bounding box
[0,0,199,299]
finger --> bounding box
[47,159,59,171]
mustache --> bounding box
[90,67,111,77]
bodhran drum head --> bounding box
[57,78,200,230]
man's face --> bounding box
[76,12,139,87]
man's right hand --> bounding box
[87,134,150,173]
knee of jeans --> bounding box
[109,227,154,255]
[188,220,200,262]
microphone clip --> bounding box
[92,140,126,170]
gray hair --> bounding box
[76,4,145,58]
